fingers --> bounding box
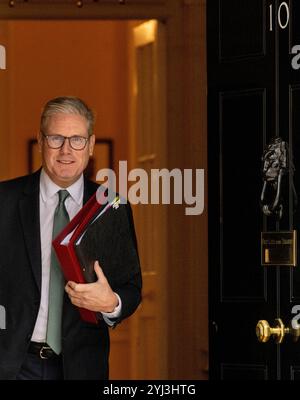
[94,261,107,283]
[65,284,83,300]
[68,296,86,308]
[65,281,86,293]
[66,281,77,290]
[65,265,112,313]
[66,288,99,311]
[65,282,89,306]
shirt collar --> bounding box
[40,169,83,206]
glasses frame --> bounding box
[41,132,90,151]
[28,138,113,175]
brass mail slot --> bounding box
[261,230,297,266]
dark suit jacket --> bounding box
[0,170,142,380]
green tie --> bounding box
[46,190,70,354]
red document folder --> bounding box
[52,190,118,324]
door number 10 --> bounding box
[269,2,289,31]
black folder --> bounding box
[73,198,140,291]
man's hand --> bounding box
[65,261,119,313]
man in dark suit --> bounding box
[0,96,142,380]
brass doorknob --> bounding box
[256,318,289,344]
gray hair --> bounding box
[40,96,95,136]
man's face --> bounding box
[39,113,95,187]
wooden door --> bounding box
[128,19,168,380]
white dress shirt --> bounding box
[31,169,121,342]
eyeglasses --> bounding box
[42,133,90,151]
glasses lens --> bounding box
[47,135,65,149]
[70,136,87,150]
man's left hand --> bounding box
[65,260,119,313]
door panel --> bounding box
[219,0,265,61]
[208,0,278,379]
[220,89,266,300]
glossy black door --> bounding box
[207,0,300,379]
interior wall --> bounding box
[1,20,129,180]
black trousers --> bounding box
[16,351,64,380]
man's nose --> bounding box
[60,138,72,153]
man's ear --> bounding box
[89,134,95,156]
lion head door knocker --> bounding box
[260,137,297,219]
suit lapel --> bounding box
[83,178,99,204]
[19,171,42,292]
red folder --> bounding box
[52,190,118,324]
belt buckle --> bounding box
[39,345,51,359]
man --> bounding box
[0,96,142,380]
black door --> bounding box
[208,0,300,379]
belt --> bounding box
[28,342,58,360]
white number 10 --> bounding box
[269,2,290,31]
